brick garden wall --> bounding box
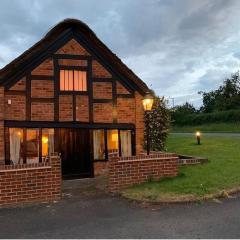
[108,152,179,192]
[94,161,109,176]
[0,155,61,207]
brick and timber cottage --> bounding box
[0,19,178,206]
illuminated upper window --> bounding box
[60,70,87,91]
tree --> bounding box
[144,93,170,151]
[171,102,196,124]
[199,71,240,113]
[173,102,196,115]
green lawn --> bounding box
[172,122,240,133]
[122,134,240,201]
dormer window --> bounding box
[60,69,87,91]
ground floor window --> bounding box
[107,130,119,152]
[8,128,54,165]
[120,130,132,157]
[93,129,105,160]
[26,129,39,164]
[93,129,134,161]
[9,128,23,164]
[42,128,54,162]
[7,127,134,164]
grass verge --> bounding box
[122,134,240,202]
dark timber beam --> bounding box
[4,120,135,130]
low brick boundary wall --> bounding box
[0,155,61,207]
[94,161,109,176]
[109,152,179,192]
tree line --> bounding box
[144,71,240,149]
[172,71,240,125]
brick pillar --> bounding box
[108,152,120,192]
[135,92,144,154]
[50,154,62,200]
[0,87,4,165]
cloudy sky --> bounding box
[1,0,240,107]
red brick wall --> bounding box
[116,81,130,94]
[2,38,146,158]
[0,155,61,207]
[94,162,109,176]
[3,39,145,133]
[117,98,135,123]
[31,80,54,98]
[56,39,90,55]
[92,60,112,78]
[108,152,179,192]
[59,95,73,121]
[0,87,4,165]
[58,59,88,66]
[31,58,54,76]
[0,122,4,165]
[135,92,144,154]
[93,103,113,123]
[76,95,89,122]
[9,77,26,91]
[31,102,54,121]
[93,82,112,99]
[5,95,26,120]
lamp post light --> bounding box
[196,131,201,145]
[142,92,154,155]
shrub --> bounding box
[144,96,170,151]
[172,109,240,126]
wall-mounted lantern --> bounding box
[142,92,154,112]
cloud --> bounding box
[1,0,240,107]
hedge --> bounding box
[172,109,240,126]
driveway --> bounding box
[0,179,240,238]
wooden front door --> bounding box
[58,128,93,179]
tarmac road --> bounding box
[0,181,240,239]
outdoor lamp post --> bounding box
[196,131,201,145]
[142,92,154,155]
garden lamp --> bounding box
[196,131,201,145]
[142,92,154,155]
